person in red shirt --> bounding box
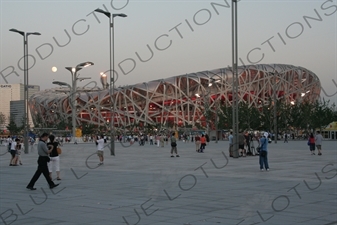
[308,133,316,155]
[199,134,206,153]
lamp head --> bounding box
[77,61,94,68]
[94,8,111,18]
[9,28,25,36]
[113,13,127,18]
[52,81,69,87]
[65,67,73,73]
[27,32,41,36]
[78,77,91,82]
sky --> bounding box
[0,0,336,105]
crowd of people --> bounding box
[2,129,325,190]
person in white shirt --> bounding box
[10,138,20,166]
[94,135,105,165]
[149,135,153,145]
[315,131,324,156]
[7,136,12,153]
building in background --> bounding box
[0,84,40,131]
[29,64,321,132]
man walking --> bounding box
[284,133,288,143]
[238,130,245,157]
[244,131,251,155]
[26,133,59,190]
[195,134,201,152]
[95,135,105,165]
[315,131,323,155]
[170,133,179,157]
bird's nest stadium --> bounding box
[29,64,321,130]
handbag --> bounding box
[57,147,62,155]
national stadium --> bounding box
[29,64,321,130]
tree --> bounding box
[218,104,233,129]
[0,112,6,127]
[259,102,273,132]
[54,113,71,130]
[332,104,337,121]
[276,98,292,133]
[33,114,45,128]
[6,117,22,135]
[310,100,336,132]
[82,123,96,135]
[237,101,261,130]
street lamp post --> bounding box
[273,72,278,144]
[94,8,127,156]
[208,78,220,143]
[195,80,215,139]
[232,0,239,157]
[54,62,93,143]
[9,28,41,154]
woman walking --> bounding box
[10,138,20,166]
[48,134,61,180]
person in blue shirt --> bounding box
[228,132,233,157]
[259,132,269,171]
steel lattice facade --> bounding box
[29,64,321,129]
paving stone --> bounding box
[0,140,336,225]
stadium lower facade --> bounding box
[29,64,321,131]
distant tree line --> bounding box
[217,99,337,134]
[2,99,336,136]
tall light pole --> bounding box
[272,71,278,144]
[231,0,239,157]
[195,80,216,139]
[54,62,93,142]
[9,28,41,154]
[94,8,127,156]
[209,78,220,143]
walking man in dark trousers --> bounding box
[284,133,288,143]
[26,133,59,190]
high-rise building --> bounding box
[0,83,40,131]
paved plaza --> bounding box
[0,139,336,225]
